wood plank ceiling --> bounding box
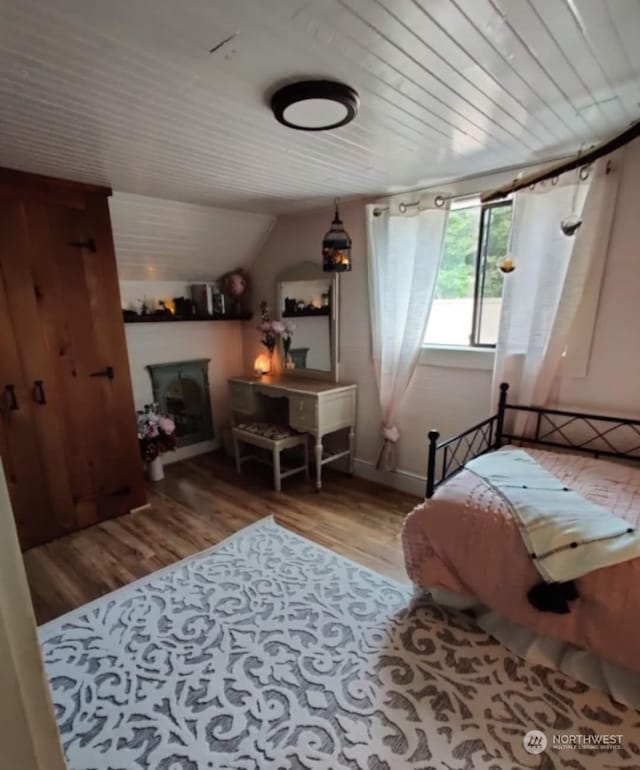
[0,0,638,214]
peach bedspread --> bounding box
[402,447,640,673]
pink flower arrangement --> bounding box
[137,403,176,462]
[257,302,295,355]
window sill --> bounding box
[418,345,495,371]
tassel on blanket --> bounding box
[527,580,579,614]
[467,449,640,615]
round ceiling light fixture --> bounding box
[270,80,359,131]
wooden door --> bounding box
[0,279,56,548]
[0,171,146,549]
[22,196,146,525]
[0,199,76,547]
[81,194,147,519]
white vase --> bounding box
[149,455,164,482]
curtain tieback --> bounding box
[382,424,400,443]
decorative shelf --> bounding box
[124,313,253,324]
[282,308,330,318]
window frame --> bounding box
[468,199,513,349]
[423,196,513,352]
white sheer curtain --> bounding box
[366,195,449,471]
[493,154,622,430]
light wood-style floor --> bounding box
[23,452,419,625]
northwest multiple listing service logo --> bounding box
[523,729,624,755]
[523,730,548,755]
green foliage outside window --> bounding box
[435,204,512,299]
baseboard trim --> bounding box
[130,503,151,514]
[352,458,425,498]
[163,439,219,465]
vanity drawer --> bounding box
[289,395,318,431]
[230,382,256,415]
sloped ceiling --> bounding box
[1,0,639,214]
[110,192,274,281]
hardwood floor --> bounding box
[23,451,420,624]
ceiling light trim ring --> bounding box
[271,80,359,132]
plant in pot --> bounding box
[137,403,176,481]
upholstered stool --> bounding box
[232,422,309,491]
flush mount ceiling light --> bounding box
[270,80,359,131]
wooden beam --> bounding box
[481,120,640,203]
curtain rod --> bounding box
[371,191,479,217]
[481,119,640,203]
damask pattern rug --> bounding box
[40,517,640,770]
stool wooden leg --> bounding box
[233,433,241,475]
[348,427,356,475]
[314,439,323,491]
[273,446,282,492]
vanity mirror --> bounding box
[276,261,339,382]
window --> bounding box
[424,198,513,347]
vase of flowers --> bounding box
[257,302,296,371]
[148,455,164,482]
[137,403,176,481]
[274,319,296,368]
[257,301,277,372]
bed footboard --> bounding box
[426,414,500,498]
[425,382,508,498]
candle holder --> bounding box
[499,256,515,274]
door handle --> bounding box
[33,380,47,405]
[4,384,18,411]
[89,366,115,379]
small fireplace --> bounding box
[147,359,213,447]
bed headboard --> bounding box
[426,383,640,498]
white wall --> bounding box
[243,147,640,494]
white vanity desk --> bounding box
[228,375,357,490]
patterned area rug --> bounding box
[40,517,640,770]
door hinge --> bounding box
[89,366,114,379]
[68,238,96,252]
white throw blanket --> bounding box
[466,449,640,582]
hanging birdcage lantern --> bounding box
[322,200,352,272]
